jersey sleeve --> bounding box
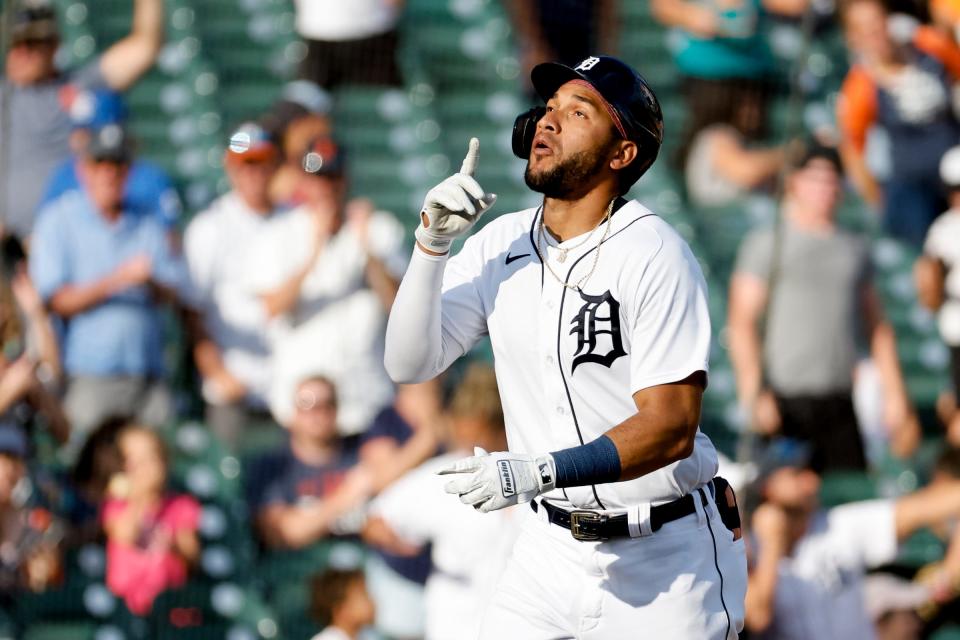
[837,67,878,154]
[369,461,445,546]
[628,229,712,393]
[914,25,960,80]
[821,500,898,570]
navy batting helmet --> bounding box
[512,55,664,190]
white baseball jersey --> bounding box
[433,199,718,509]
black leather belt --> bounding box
[530,489,707,541]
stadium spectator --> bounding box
[102,424,200,615]
[257,136,407,438]
[293,0,404,88]
[0,0,164,240]
[359,381,443,640]
[0,236,68,445]
[363,364,522,640]
[67,417,126,543]
[245,375,372,550]
[266,82,334,206]
[505,1,618,80]
[0,422,62,596]
[39,89,183,232]
[741,451,960,639]
[916,146,960,444]
[651,0,807,159]
[727,145,918,471]
[837,0,960,246]
[30,125,182,456]
[309,568,376,640]
[184,123,286,450]
[681,82,787,207]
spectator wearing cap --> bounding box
[263,81,334,207]
[183,123,287,449]
[741,452,960,639]
[39,89,183,232]
[252,136,407,437]
[245,375,371,549]
[838,0,960,246]
[1,0,164,240]
[727,145,918,472]
[293,0,404,89]
[29,125,184,456]
[916,146,960,444]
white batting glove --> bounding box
[415,138,497,254]
[438,447,556,513]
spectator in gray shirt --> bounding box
[1,0,164,240]
[727,145,918,471]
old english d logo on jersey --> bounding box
[570,290,626,373]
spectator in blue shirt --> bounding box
[39,89,183,231]
[29,125,183,458]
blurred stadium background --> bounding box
[0,0,955,638]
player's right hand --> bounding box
[415,137,497,254]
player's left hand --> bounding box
[438,447,556,513]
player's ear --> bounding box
[609,140,638,173]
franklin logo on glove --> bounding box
[498,460,515,497]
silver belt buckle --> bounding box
[569,510,607,541]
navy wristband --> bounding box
[550,435,622,489]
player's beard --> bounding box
[524,143,611,199]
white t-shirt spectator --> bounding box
[755,500,898,640]
[294,0,400,41]
[309,628,349,640]
[371,453,522,640]
[254,205,407,435]
[924,209,960,346]
[184,192,288,406]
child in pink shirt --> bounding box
[102,425,200,615]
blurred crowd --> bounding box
[1,0,960,639]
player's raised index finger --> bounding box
[459,137,480,177]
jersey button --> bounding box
[556,406,566,416]
[545,355,554,366]
[546,300,555,310]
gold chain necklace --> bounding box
[538,199,614,291]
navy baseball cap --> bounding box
[69,90,128,130]
[10,5,58,45]
[531,55,664,148]
[301,136,345,176]
[0,422,28,459]
[86,124,133,163]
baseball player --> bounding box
[384,55,747,639]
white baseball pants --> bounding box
[479,489,747,639]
